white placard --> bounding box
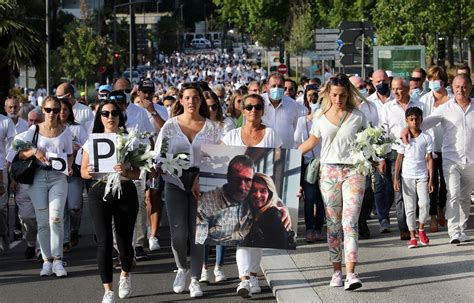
[88,133,117,173]
[46,152,68,175]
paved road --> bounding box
[0,197,276,303]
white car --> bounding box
[191,38,212,49]
[213,39,222,47]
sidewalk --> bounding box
[260,202,474,303]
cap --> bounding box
[98,84,112,93]
[138,79,155,91]
[386,70,394,78]
[107,90,127,103]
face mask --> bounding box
[410,88,421,98]
[375,82,390,96]
[358,88,368,97]
[309,102,320,112]
[269,87,284,101]
[166,107,172,117]
[429,80,442,92]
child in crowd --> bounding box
[393,107,434,249]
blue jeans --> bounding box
[374,157,394,224]
[301,163,325,231]
[204,245,226,267]
[63,176,84,243]
[28,169,68,259]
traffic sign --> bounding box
[277,64,288,74]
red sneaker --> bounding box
[418,229,429,246]
[408,238,417,249]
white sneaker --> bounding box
[52,260,67,277]
[118,275,132,299]
[213,266,227,282]
[102,290,115,303]
[449,234,461,244]
[249,275,261,293]
[459,233,471,242]
[199,268,210,283]
[236,280,252,298]
[148,237,161,251]
[329,270,343,287]
[344,273,362,291]
[188,279,203,298]
[173,268,188,293]
[40,262,53,276]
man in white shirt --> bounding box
[407,74,474,244]
[0,111,16,251]
[367,70,394,125]
[56,82,94,126]
[135,79,168,134]
[261,72,302,149]
[380,77,424,240]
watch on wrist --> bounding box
[151,111,158,116]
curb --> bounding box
[260,249,322,303]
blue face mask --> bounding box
[358,88,368,97]
[309,102,320,112]
[269,87,284,101]
[429,80,442,92]
[410,88,421,99]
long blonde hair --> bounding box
[318,73,368,115]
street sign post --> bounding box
[315,28,339,61]
[373,46,426,78]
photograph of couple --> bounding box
[196,145,301,250]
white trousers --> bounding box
[402,177,429,231]
[236,246,262,277]
[443,162,474,238]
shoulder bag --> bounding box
[11,125,40,184]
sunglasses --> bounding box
[44,107,60,114]
[108,95,127,103]
[100,109,120,118]
[208,104,219,111]
[243,104,263,111]
[329,75,349,86]
[56,93,70,100]
[409,77,422,82]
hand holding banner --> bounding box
[46,152,68,175]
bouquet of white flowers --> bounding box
[350,126,397,176]
[100,127,155,200]
[159,137,190,178]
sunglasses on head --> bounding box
[409,77,422,82]
[56,93,70,100]
[329,75,349,86]
[243,104,263,111]
[100,109,120,118]
[108,95,127,103]
[44,107,60,114]
[208,104,219,111]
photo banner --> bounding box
[196,144,301,250]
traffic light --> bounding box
[113,52,120,78]
[113,52,120,60]
[437,37,446,67]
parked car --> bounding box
[191,38,212,49]
[212,39,222,48]
[122,70,140,84]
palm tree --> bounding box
[0,0,42,111]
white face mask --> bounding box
[166,107,172,117]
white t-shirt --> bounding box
[294,116,321,164]
[146,103,168,134]
[15,118,29,134]
[0,115,16,170]
[397,132,433,179]
[126,103,155,133]
[23,125,73,166]
[154,117,222,167]
[222,126,282,148]
[73,102,94,126]
[311,109,368,164]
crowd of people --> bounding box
[0,53,473,302]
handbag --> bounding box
[11,125,40,184]
[304,111,348,184]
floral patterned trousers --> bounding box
[319,164,366,264]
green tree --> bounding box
[0,0,42,108]
[60,20,112,93]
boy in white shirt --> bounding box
[393,107,434,249]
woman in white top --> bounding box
[419,66,451,232]
[222,88,245,135]
[154,83,222,298]
[222,93,282,298]
[59,98,88,250]
[299,73,368,291]
[294,84,325,243]
[80,100,141,303]
[18,96,73,278]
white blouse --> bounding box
[222,126,283,148]
[311,109,368,165]
[154,117,222,167]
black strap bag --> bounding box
[11,125,40,184]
